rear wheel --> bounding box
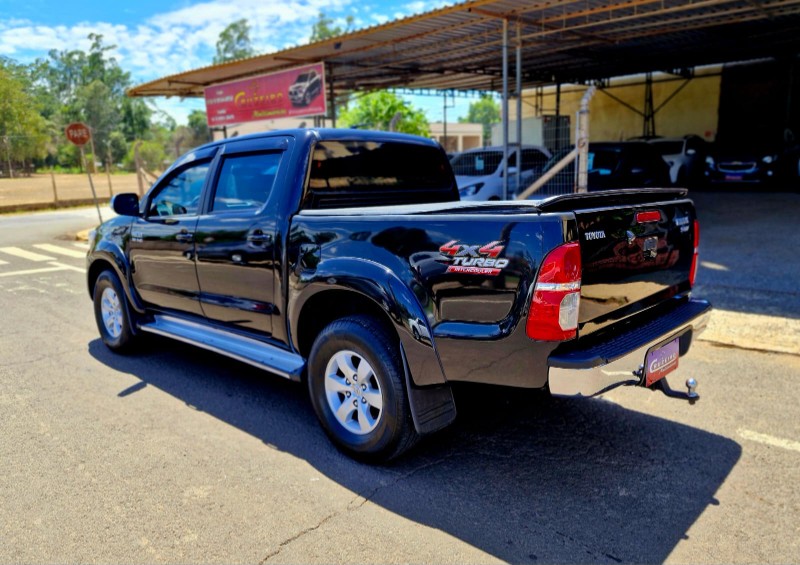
[307,315,419,462]
[93,270,137,352]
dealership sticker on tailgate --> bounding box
[645,337,680,387]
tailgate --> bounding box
[572,193,696,335]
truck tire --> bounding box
[93,270,137,353]
[307,315,419,462]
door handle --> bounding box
[175,230,194,243]
[247,230,272,245]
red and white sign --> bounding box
[65,122,91,146]
[204,63,326,127]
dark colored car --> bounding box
[87,128,709,461]
[288,69,322,106]
[703,145,777,185]
[530,141,671,197]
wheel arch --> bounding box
[290,259,447,388]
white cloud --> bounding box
[0,0,468,123]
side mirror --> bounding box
[111,193,140,217]
[686,148,697,156]
[502,166,519,177]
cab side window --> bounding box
[148,162,210,217]
[211,153,282,212]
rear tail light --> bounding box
[527,241,582,341]
[689,219,700,287]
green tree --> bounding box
[460,94,500,145]
[214,19,255,64]
[309,12,354,42]
[0,66,49,173]
[121,98,152,141]
[338,91,429,136]
[187,110,210,144]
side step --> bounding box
[138,315,305,381]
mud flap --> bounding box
[400,344,457,435]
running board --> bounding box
[138,315,305,381]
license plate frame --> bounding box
[724,174,744,181]
[644,335,681,387]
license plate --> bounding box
[725,174,743,181]
[645,337,680,387]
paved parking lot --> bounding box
[0,188,798,563]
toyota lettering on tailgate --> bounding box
[439,240,508,275]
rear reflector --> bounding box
[689,219,700,287]
[636,210,662,223]
[527,241,582,341]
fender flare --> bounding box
[88,241,145,315]
[290,258,455,434]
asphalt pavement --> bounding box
[0,189,798,564]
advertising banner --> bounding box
[204,63,326,127]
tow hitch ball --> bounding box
[635,366,699,404]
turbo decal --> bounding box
[439,240,509,276]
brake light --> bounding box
[636,210,662,223]
[527,241,582,341]
[689,220,700,287]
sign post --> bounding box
[65,122,103,224]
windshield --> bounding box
[295,73,311,83]
[450,151,505,176]
[650,140,684,155]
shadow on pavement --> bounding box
[90,337,741,564]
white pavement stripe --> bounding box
[72,242,89,249]
[33,243,87,258]
[0,259,7,265]
[0,247,56,262]
[739,429,800,453]
[48,261,85,273]
[0,266,68,278]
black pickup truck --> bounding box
[88,129,711,461]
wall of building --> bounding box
[501,69,722,148]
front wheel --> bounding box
[93,270,137,352]
[307,315,419,462]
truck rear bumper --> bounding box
[547,298,712,398]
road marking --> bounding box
[0,259,7,265]
[33,243,86,259]
[49,261,85,273]
[72,242,89,249]
[0,266,69,278]
[0,247,56,262]
[739,429,800,453]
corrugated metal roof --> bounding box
[128,0,800,98]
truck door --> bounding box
[129,159,211,316]
[194,137,289,337]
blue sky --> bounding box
[0,0,474,124]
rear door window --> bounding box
[210,153,282,212]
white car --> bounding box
[647,135,708,187]
[450,145,551,200]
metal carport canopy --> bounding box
[128,0,800,98]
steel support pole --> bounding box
[502,18,509,200]
[576,86,596,193]
[515,20,522,197]
[328,63,336,128]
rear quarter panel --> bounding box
[288,211,572,388]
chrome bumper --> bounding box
[547,299,712,398]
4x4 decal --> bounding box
[439,240,509,275]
